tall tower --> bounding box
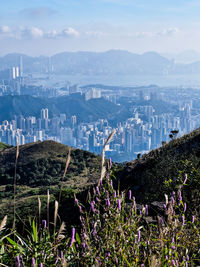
[12,67,16,79]
[20,56,23,77]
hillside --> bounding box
[0,141,102,225]
[0,142,10,151]
[117,127,200,211]
[0,94,128,124]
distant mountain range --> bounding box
[1,50,200,75]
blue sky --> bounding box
[0,0,200,55]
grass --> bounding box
[0,166,199,266]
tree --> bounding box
[169,130,179,140]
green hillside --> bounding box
[0,141,102,226]
[117,127,200,213]
[0,94,128,124]
[0,142,10,150]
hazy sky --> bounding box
[1,0,200,56]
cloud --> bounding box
[85,31,105,38]
[157,28,180,37]
[20,7,57,18]
[0,26,80,40]
[136,28,180,38]
[21,27,44,39]
[0,26,11,34]
[62,28,80,38]
[46,28,80,39]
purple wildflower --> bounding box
[160,217,164,226]
[110,180,113,188]
[141,264,145,267]
[171,196,175,205]
[106,173,110,180]
[109,158,112,169]
[117,199,121,210]
[184,202,187,213]
[171,245,175,250]
[91,202,95,213]
[192,215,195,223]
[15,255,21,267]
[39,264,43,267]
[183,174,188,184]
[115,257,118,264]
[114,190,117,198]
[172,191,175,198]
[145,204,148,216]
[32,258,36,267]
[163,204,167,211]
[129,190,132,200]
[74,197,79,206]
[147,240,150,245]
[70,228,76,247]
[138,230,141,242]
[178,189,182,202]
[79,205,83,213]
[171,236,174,243]
[171,259,175,266]
[106,197,110,207]
[96,186,100,196]
[42,220,47,228]
[60,251,64,259]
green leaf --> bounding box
[76,232,81,245]
[6,237,19,248]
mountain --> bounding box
[0,140,102,226]
[163,50,200,64]
[0,50,172,75]
[117,127,200,213]
[0,94,128,124]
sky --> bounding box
[1,0,200,56]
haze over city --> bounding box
[1,0,200,56]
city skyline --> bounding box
[1,0,200,55]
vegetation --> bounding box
[0,166,199,266]
[1,129,200,265]
[117,127,200,212]
[0,94,123,124]
[0,141,102,227]
[0,142,10,151]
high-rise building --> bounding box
[41,108,49,120]
[20,56,23,77]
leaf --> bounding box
[76,232,81,245]
[32,220,38,243]
[6,237,19,248]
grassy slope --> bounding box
[117,127,200,205]
[0,141,102,226]
[0,142,10,150]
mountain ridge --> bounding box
[2,49,198,75]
